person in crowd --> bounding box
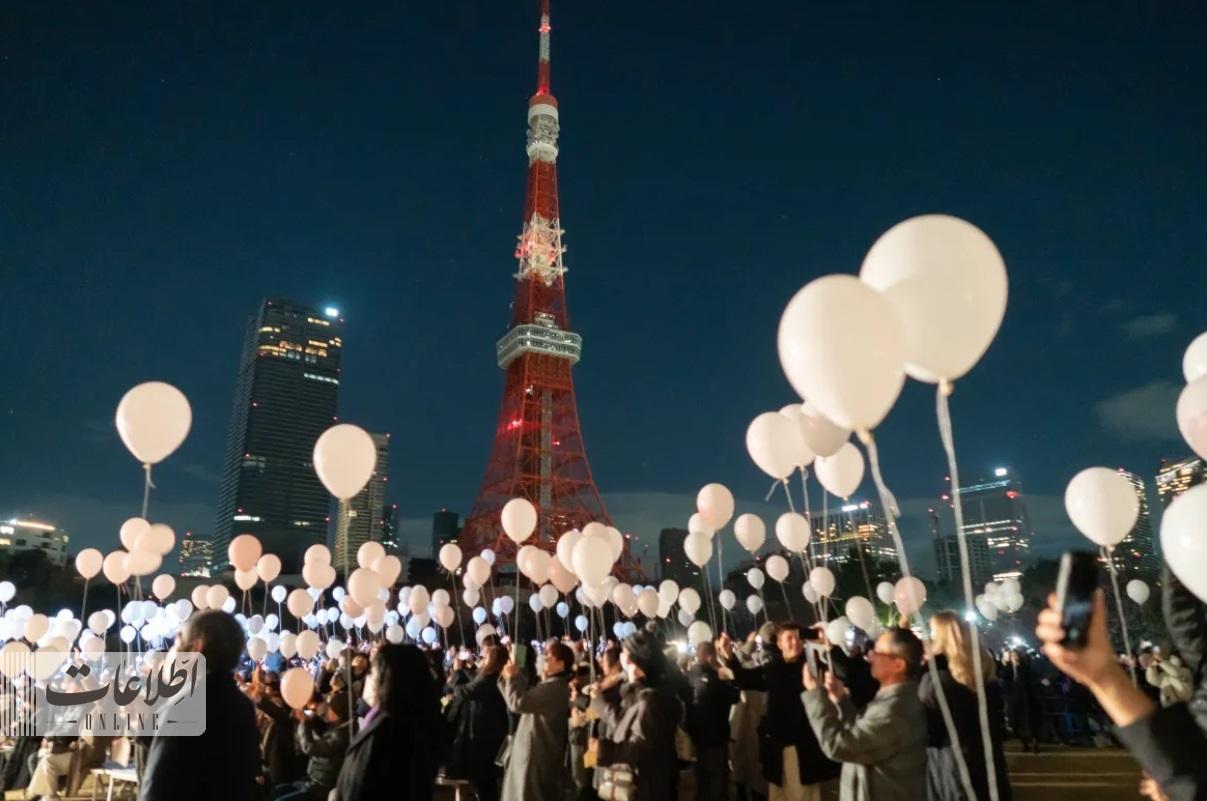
[1000,649,1040,753]
[828,628,879,710]
[444,644,510,801]
[920,611,1012,801]
[686,640,741,801]
[142,610,262,801]
[588,630,683,801]
[332,643,443,801]
[730,625,774,801]
[1037,589,1207,801]
[499,640,574,801]
[802,627,928,801]
[719,622,840,801]
[1146,652,1195,707]
[25,735,76,801]
[272,690,351,801]
[1161,564,1207,731]
[252,670,302,786]
[568,665,597,801]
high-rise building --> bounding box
[177,532,213,577]
[808,499,896,567]
[0,518,69,567]
[333,432,390,573]
[1105,469,1159,574]
[1156,457,1205,508]
[952,467,1033,580]
[381,503,400,554]
[432,510,460,556]
[213,299,344,572]
[457,0,641,580]
[659,528,697,586]
[934,535,994,591]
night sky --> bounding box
[3,1,1205,576]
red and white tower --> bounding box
[460,0,641,579]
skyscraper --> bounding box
[1105,469,1159,574]
[658,527,697,586]
[333,432,390,573]
[1156,457,1205,508]
[953,467,1033,580]
[808,499,896,567]
[929,504,994,590]
[432,510,460,556]
[214,299,344,572]
[177,532,213,577]
[381,503,400,554]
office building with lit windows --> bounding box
[177,532,213,577]
[808,499,896,566]
[0,518,69,566]
[213,298,344,572]
[952,467,1033,580]
[333,432,390,573]
[381,503,400,554]
[1156,457,1205,509]
[1103,469,1159,574]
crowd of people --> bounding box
[2,579,1206,801]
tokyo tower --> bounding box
[459,0,641,579]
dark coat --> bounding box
[141,671,261,801]
[333,711,441,801]
[829,646,880,710]
[1163,562,1207,730]
[1000,661,1038,741]
[295,719,350,795]
[685,663,741,748]
[1115,702,1207,801]
[257,693,302,784]
[726,654,841,786]
[594,681,683,801]
[444,671,509,781]
[919,658,1013,801]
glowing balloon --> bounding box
[1161,484,1207,604]
[765,555,789,583]
[281,667,315,709]
[683,531,713,567]
[746,595,764,616]
[151,574,175,599]
[115,382,192,464]
[687,621,713,646]
[256,554,282,583]
[305,544,332,565]
[572,536,612,586]
[826,616,850,646]
[876,581,895,605]
[734,514,766,553]
[103,551,131,585]
[302,561,337,590]
[845,596,875,631]
[75,549,104,580]
[719,589,736,610]
[696,483,735,530]
[372,555,403,587]
[206,585,230,611]
[809,566,836,598]
[228,535,262,572]
[501,498,538,544]
[1176,376,1207,461]
[894,577,927,617]
[556,530,581,571]
[313,424,376,500]
[746,412,799,480]
[774,513,810,553]
[798,402,850,458]
[466,556,491,587]
[746,567,765,590]
[678,588,701,615]
[1065,467,1140,547]
[438,543,463,573]
[815,443,865,499]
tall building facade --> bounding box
[0,518,69,567]
[177,532,213,577]
[659,527,697,586]
[952,468,1033,580]
[381,503,400,554]
[432,510,460,556]
[1105,469,1159,573]
[1156,457,1205,508]
[934,535,994,590]
[333,432,390,573]
[808,500,896,567]
[213,299,344,572]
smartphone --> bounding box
[805,642,829,679]
[513,643,529,669]
[1055,551,1099,647]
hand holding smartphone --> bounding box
[1055,551,1099,647]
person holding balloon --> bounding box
[444,645,510,801]
[273,690,351,801]
[498,640,574,801]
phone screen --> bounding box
[1056,550,1099,647]
[513,643,529,669]
[805,642,829,679]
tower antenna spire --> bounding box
[537,0,551,94]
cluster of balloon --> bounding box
[1161,332,1207,607]
[974,579,1023,621]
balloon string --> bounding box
[801,469,818,568]
[859,426,979,801]
[339,498,355,737]
[1101,545,1137,684]
[763,479,779,503]
[81,578,90,622]
[450,572,467,647]
[936,384,999,801]
[141,464,154,520]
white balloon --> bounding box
[539,584,559,609]
[372,555,403,587]
[678,588,701,615]
[894,577,927,617]
[683,531,713,567]
[687,621,713,646]
[271,585,288,603]
[876,581,895,605]
[777,405,816,468]
[636,588,659,618]
[438,543,463,573]
[386,624,404,644]
[549,559,578,594]
[356,541,386,570]
[826,616,850,646]
[481,549,496,566]
[798,402,851,458]
[746,567,765,590]
[975,596,999,621]
[556,530,581,571]
[256,554,282,583]
[1177,376,1207,461]
[247,637,268,662]
[778,275,906,431]
[556,601,569,618]
[286,589,314,618]
[472,607,488,625]
[466,556,491,587]
[1126,579,1150,605]
[572,536,613,585]
[24,614,49,643]
[501,498,538,544]
[206,585,230,611]
[173,599,193,620]
[119,518,151,551]
[734,514,766,553]
[1161,484,1207,604]
[815,443,865,499]
[1184,332,1207,383]
[1065,467,1140,547]
[431,589,451,609]
[677,608,695,626]
[349,567,385,608]
[687,513,714,537]
[75,549,104,580]
[765,555,790,583]
[305,544,332,566]
[574,614,588,632]
[528,594,544,614]
[658,580,680,606]
[611,583,636,611]
[115,381,192,464]
[151,574,175,600]
[696,483,735,531]
[463,587,480,608]
[746,595,764,616]
[718,589,736,610]
[1005,593,1024,613]
[860,215,1008,382]
[774,513,811,553]
[313,424,377,500]
[746,412,799,480]
[845,596,875,631]
[809,567,836,598]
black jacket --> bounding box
[594,681,683,801]
[919,657,1012,801]
[333,710,442,801]
[1163,562,1207,730]
[257,693,302,784]
[295,719,350,795]
[1115,702,1207,801]
[444,671,509,781]
[141,671,261,801]
[726,654,841,786]
[685,663,741,748]
[829,646,879,710]
[1000,660,1038,740]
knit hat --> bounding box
[621,631,667,683]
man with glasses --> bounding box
[801,628,927,801]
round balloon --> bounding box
[765,555,789,583]
[815,443,865,499]
[313,424,377,500]
[75,549,104,580]
[746,413,799,480]
[845,596,875,631]
[1177,376,1207,461]
[438,543,463,573]
[115,382,192,464]
[894,577,927,617]
[1065,467,1140,547]
[501,498,538,544]
[774,513,811,553]
[696,483,735,530]
[798,402,850,458]
[1184,332,1207,383]
[280,667,314,709]
[809,567,836,598]
[734,514,766,553]
[1161,484,1207,605]
[718,589,736,610]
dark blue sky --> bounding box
[3,1,1204,574]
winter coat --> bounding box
[686,662,741,748]
[726,653,842,787]
[918,657,1012,801]
[1115,702,1207,801]
[803,681,927,801]
[1147,658,1196,708]
[333,710,441,801]
[830,646,880,710]
[729,687,768,794]
[1000,661,1038,740]
[257,693,303,784]
[141,671,261,801]
[592,680,683,801]
[1162,561,1207,730]
[444,671,509,782]
[295,719,349,795]
[499,672,570,801]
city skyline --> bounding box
[3,2,1204,578]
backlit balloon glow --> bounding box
[313,424,377,500]
[115,382,193,464]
